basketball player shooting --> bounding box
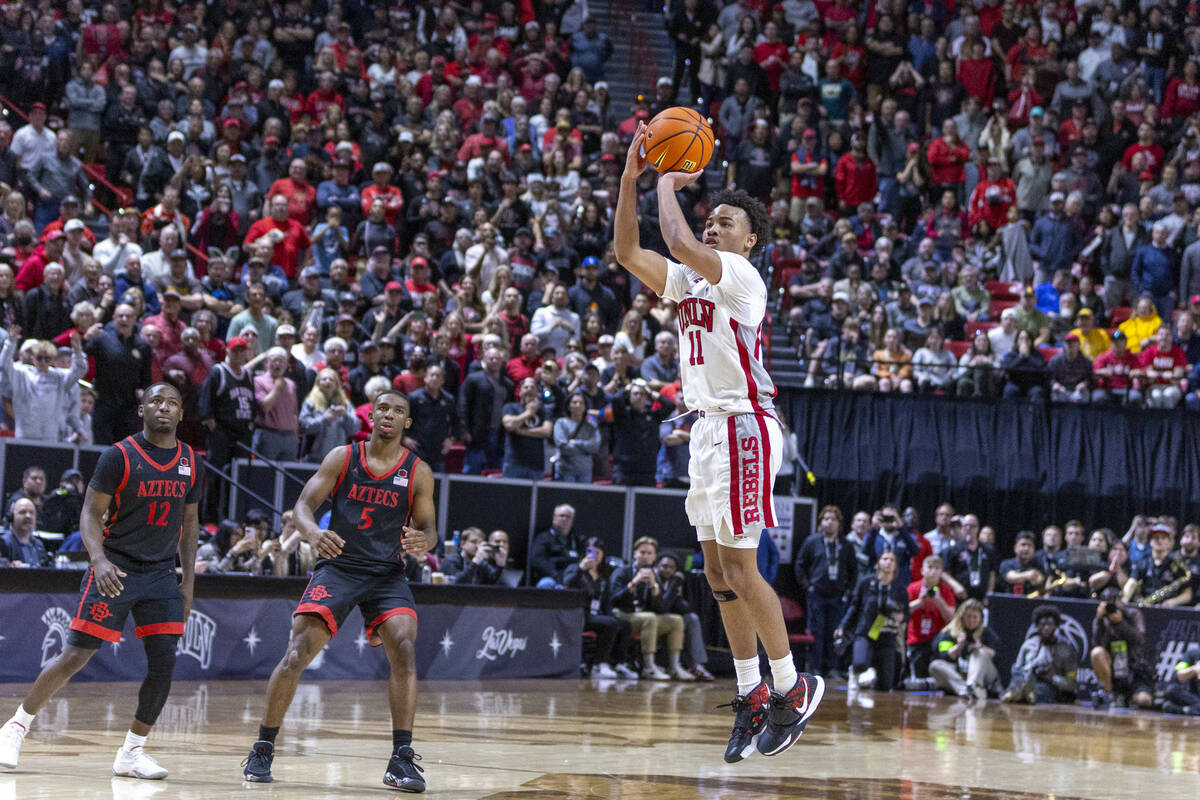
[242,389,435,792]
[0,381,200,779]
[613,120,824,762]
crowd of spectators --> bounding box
[794,501,1200,712]
[656,0,1200,408]
[0,0,720,501]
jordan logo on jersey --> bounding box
[740,436,762,526]
[677,297,715,332]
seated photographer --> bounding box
[1090,590,1154,710]
[929,599,1001,700]
[836,551,908,692]
[1163,646,1200,716]
[441,527,504,585]
[904,555,957,689]
[563,537,638,679]
[654,552,714,681]
[610,536,687,681]
[1001,604,1078,705]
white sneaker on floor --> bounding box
[112,747,168,780]
[0,719,28,769]
[692,664,716,682]
[593,663,617,678]
[642,664,671,680]
[858,668,877,688]
[614,664,639,679]
[670,665,696,681]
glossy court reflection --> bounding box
[2,679,1198,799]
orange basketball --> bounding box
[642,106,715,174]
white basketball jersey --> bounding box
[661,249,777,415]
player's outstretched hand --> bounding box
[312,529,345,559]
[658,169,704,191]
[92,556,127,597]
[624,121,647,179]
[401,525,433,556]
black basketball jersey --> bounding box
[325,442,421,575]
[89,433,200,572]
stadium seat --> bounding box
[985,280,1022,300]
[945,340,971,359]
[778,594,814,670]
[964,321,998,340]
[1109,306,1133,325]
[991,299,1018,316]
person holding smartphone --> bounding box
[903,555,956,690]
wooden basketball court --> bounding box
[2,679,1197,799]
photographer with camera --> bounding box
[862,504,922,587]
[564,537,638,679]
[1089,589,1154,709]
[441,527,505,586]
[610,536,687,680]
[1001,604,1078,704]
[795,505,859,679]
[836,550,908,691]
[929,599,1001,700]
[904,555,957,690]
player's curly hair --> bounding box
[708,188,769,256]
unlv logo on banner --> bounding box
[178,610,217,669]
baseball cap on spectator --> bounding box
[465,75,482,87]
[268,79,285,91]
[527,173,545,184]
[600,153,617,162]
[230,153,246,163]
[162,287,182,300]
[264,136,281,145]
[170,249,187,259]
[277,324,296,337]
[335,141,354,153]
[1030,106,1044,117]
[1001,307,1019,320]
[432,56,446,67]
[44,229,64,241]
[595,81,609,91]
[168,131,185,144]
[300,266,320,279]
[336,314,356,323]
[372,245,390,256]
[1191,294,1200,305]
[1023,285,1035,297]
[64,219,84,232]
[385,281,404,292]
[583,256,600,267]
[1138,170,1154,181]
[514,226,532,238]
[372,161,392,174]
[1049,192,1065,203]
[228,337,249,351]
[657,76,672,87]
[1111,329,1126,341]
[359,339,379,351]
[223,119,240,129]
[598,334,615,346]
[30,102,45,112]
[412,256,428,267]
[398,130,414,143]
[518,142,533,151]
[338,292,357,305]
[907,142,920,153]
[896,281,911,293]
[832,292,850,304]
[917,296,934,306]
[1064,332,1079,342]
[1150,522,1173,539]
[1077,307,1093,317]
[62,195,79,206]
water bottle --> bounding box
[421,563,432,584]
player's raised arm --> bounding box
[294,445,348,559]
[402,461,438,556]
[614,121,669,296]
[657,169,723,285]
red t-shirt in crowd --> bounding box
[1093,348,1138,390]
[1138,344,1186,384]
[907,579,956,644]
[243,217,311,278]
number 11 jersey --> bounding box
[661,249,777,416]
[90,432,200,572]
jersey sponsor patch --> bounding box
[394,468,409,487]
[178,457,191,476]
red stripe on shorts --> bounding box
[727,416,743,537]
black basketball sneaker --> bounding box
[242,740,275,783]
[383,745,425,793]
[757,672,826,757]
[721,680,770,763]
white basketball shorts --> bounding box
[686,411,783,549]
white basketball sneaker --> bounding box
[0,719,28,769]
[112,747,168,780]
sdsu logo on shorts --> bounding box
[305,585,332,603]
[90,601,114,623]
[740,437,761,527]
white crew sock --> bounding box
[11,705,34,728]
[734,657,761,696]
[123,730,147,751]
[770,654,798,694]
